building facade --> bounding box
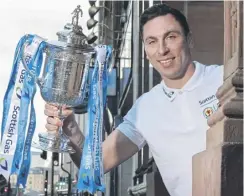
[10,167,60,194]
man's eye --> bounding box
[148,40,156,45]
[167,35,177,40]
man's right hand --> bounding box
[44,104,139,173]
[44,103,73,133]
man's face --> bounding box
[143,14,192,80]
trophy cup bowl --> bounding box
[23,40,94,154]
[21,6,95,153]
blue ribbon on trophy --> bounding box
[77,45,112,194]
[0,34,44,187]
[16,38,46,187]
[12,35,44,174]
[93,45,112,192]
[0,35,28,182]
[1,36,26,139]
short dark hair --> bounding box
[140,3,190,37]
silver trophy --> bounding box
[22,6,95,153]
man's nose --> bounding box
[157,41,169,55]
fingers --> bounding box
[45,116,61,132]
[44,103,73,133]
[45,122,59,132]
[46,116,62,126]
[44,103,73,118]
[60,108,73,118]
[45,103,58,110]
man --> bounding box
[44,4,223,196]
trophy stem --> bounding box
[58,105,65,136]
[58,121,64,136]
[57,105,74,153]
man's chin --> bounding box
[161,71,184,80]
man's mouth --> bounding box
[158,57,175,67]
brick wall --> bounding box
[187,1,224,65]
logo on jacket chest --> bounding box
[199,94,220,118]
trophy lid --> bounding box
[56,5,94,52]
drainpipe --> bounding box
[132,0,140,185]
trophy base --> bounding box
[32,132,75,154]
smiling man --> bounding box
[44,4,223,196]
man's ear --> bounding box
[146,54,149,60]
[187,31,194,49]
[144,50,149,60]
[143,41,149,60]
